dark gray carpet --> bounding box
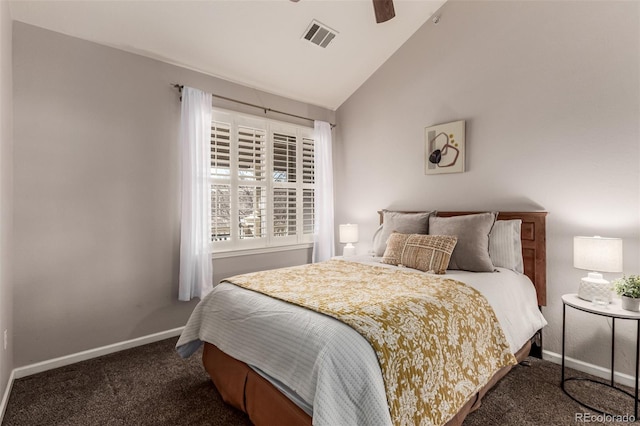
[3,338,251,426]
[464,358,636,426]
[2,338,636,425]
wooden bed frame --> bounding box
[203,211,548,425]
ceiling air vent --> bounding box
[302,20,337,48]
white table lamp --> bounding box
[339,224,359,257]
[574,236,623,303]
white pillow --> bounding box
[489,219,524,273]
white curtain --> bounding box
[312,120,335,263]
[178,87,213,301]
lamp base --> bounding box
[577,272,612,303]
[343,244,356,257]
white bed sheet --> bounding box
[176,257,547,426]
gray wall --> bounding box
[0,0,14,403]
[335,1,640,374]
[12,22,333,366]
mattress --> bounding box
[177,256,547,425]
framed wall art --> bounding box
[424,120,465,175]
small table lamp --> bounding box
[574,236,623,303]
[339,224,359,257]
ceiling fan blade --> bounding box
[373,0,395,23]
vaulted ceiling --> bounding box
[9,0,447,110]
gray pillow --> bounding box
[489,219,524,273]
[428,212,497,272]
[373,210,435,256]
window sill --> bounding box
[212,243,313,259]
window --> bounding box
[210,109,315,253]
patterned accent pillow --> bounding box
[381,233,458,274]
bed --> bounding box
[177,211,548,426]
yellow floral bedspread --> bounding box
[224,259,517,426]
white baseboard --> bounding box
[13,326,184,380]
[0,369,15,424]
[543,349,637,389]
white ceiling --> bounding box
[9,0,446,110]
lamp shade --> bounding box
[339,224,359,244]
[573,236,623,273]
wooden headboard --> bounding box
[378,211,547,306]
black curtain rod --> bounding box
[171,84,335,129]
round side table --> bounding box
[562,293,640,418]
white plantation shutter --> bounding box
[211,122,231,178]
[210,121,233,243]
[302,137,315,184]
[236,125,267,241]
[302,137,315,237]
[209,108,317,252]
[303,188,315,235]
[273,188,297,237]
[272,129,298,242]
[237,126,266,181]
[211,184,231,241]
[273,133,297,183]
[238,185,267,239]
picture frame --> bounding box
[424,120,465,175]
